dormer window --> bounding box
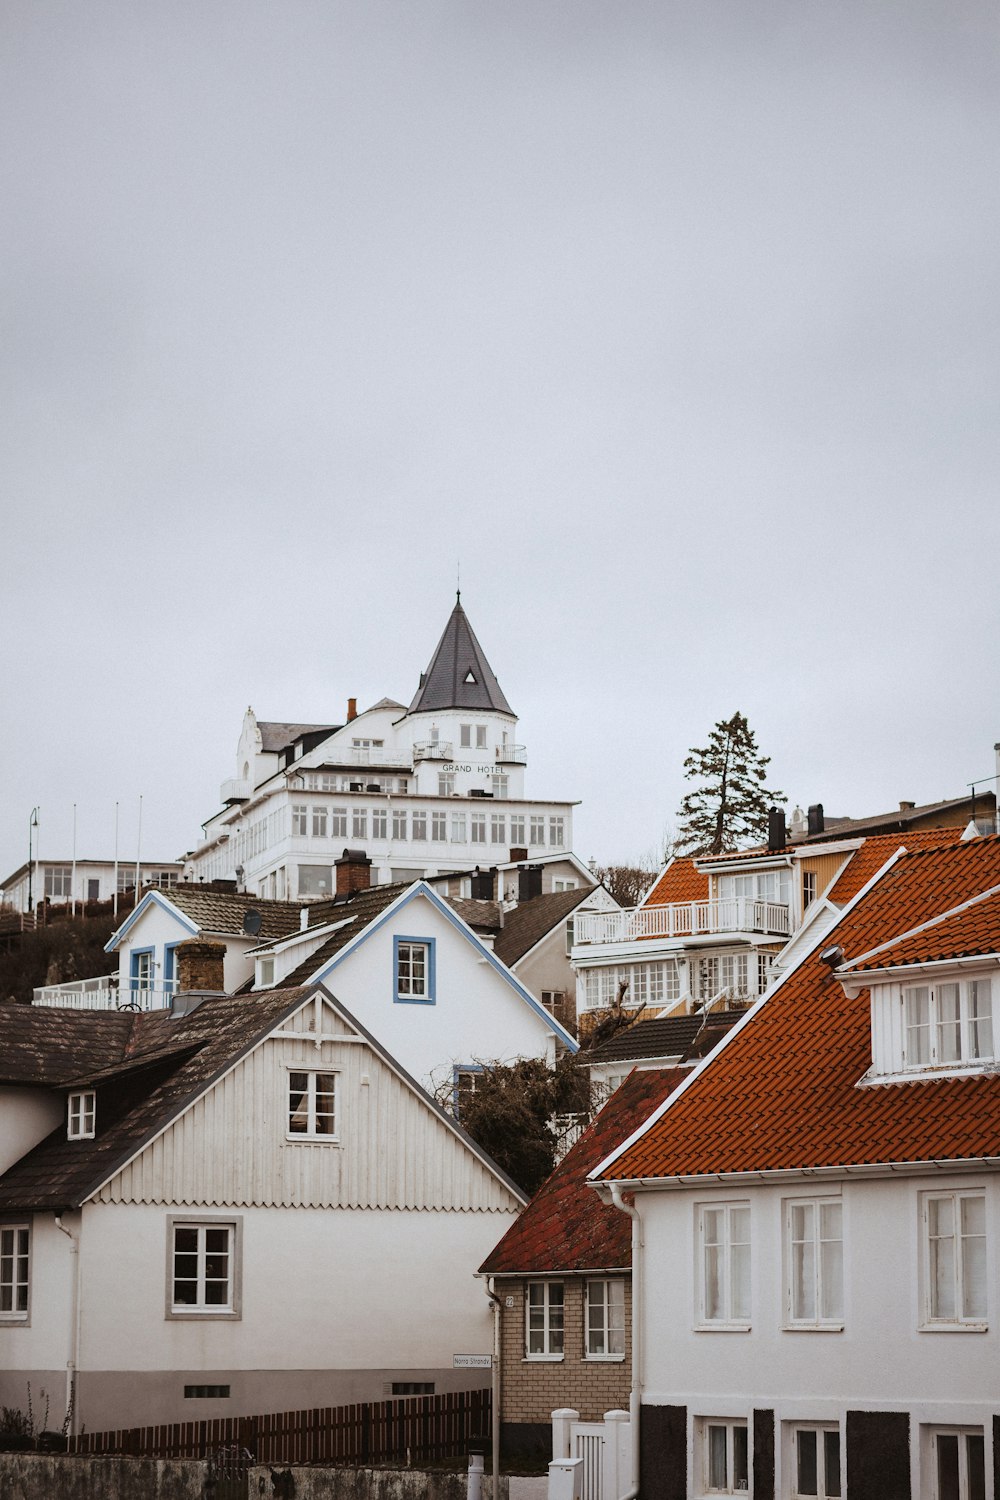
[903,980,994,1069]
[68,1091,96,1139]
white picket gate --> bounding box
[549,1408,631,1500]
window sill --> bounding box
[285,1135,342,1145]
[167,1310,241,1321]
[0,1314,29,1326]
[394,996,436,1006]
[694,1322,752,1333]
[584,1354,626,1363]
[783,1322,844,1333]
[919,1321,988,1333]
[523,1354,565,1363]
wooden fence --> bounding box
[69,1388,491,1467]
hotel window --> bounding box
[929,1429,985,1500]
[922,1191,986,1326]
[698,1202,750,1326]
[330,808,348,837]
[372,809,387,839]
[492,775,509,799]
[459,725,471,747]
[530,816,545,846]
[292,805,308,836]
[700,1419,748,1495]
[392,810,408,840]
[451,814,467,843]
[471,813,486,844]
[585,1278,625,1357]
[287,1070,337,1139]
[352,808,367,839]
[785,1199,843,1326]
[297,865,332,897]
[476,724,487,748]
[431,812,447,842]
[412,811,428,841]
[549,817,565,848]
[67,1091,96,1140]
[438,773,455,797]
[0,1225,30,1320]
[168,1220,240,1318]
[491,815,506,844]
[903,980,994,1069]
[526,1281,564,1358]
[312,807,328,837]
[395,938,435,1003]
[789,1426,841,1498]
[510,815,525,845]
[44,866,72,899]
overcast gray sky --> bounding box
[2,1,998,878]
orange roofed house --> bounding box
[591,833,1000,1500]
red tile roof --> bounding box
[826,828,963,905]
[481,1067,687,1275]
[843,885,1000,971]
[593,837,1000,1183]
[642,859,709,907]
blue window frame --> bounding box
[129,947,156,996]
[393,936,436,1004]
[452,1063,484,1119]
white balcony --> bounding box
[220,777,251,803]
[33,975,177,1012]
[574,899,791,945]
[495,744,526,764]
[413,740,454,761]
[342,748,413,768]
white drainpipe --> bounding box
[54,1213,82,1436]
[486,1277,502,1500]
[609,1184,641,1500]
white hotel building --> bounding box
[186,598,581,900]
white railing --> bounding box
[33,976,177,1012]
[219,777,250,803]
[575,898,791,945]
[412,741,454,761]
[343,747,412,767]
[495,744,527,763]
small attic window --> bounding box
[864,971,997,1082]
[68,1091,96,1140]
[463,670,477,684]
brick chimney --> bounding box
[347,697,358,722]
[335,848,372,897]
[174,940,227,999]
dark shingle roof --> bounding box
[150,887,305,943]
[408,599,514,717]
[480,1067,687,1275]
[795,793,995,844]
[258,722,338,753]
[0,988,310,1212]
[493,888,596,967]
[0,1006,141,1086]
[585,1010,747,1066]
[278,884,412,985]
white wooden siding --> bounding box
[97,994,518,1213]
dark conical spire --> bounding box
[408,599,515,717]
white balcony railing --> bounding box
[33,975,177,1012]
[495,744,527,764]
[413,741,454,761]
[343,748,412,768]
[574,899,791,945]
[220,777,251,803]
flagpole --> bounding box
[71,803,77,917]
[113,802,119,919]
[134,794,142,902]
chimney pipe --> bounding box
[767,807,786,853]
[347,697,357,722]
[518,864,543,903]
[898,801,915,812]
[335,847,371,897]
[807,803,825,837]
[172,939,228,1015]
[471,866,496,901]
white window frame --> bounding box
[921,1190,987,1329]
[471,813,486,844]
[784,1196,843,1329]
[509,815,525,845]
[371,808,387,838]
[696,1201,751,1329]
[431,811,447,842]
[166,1218,242,1320]
[585,1277,626,1359]
[412,811,428,841]
[292,804,308,836]
[286,1068,338,1141]
[460,725,472,748]
[67,1091,96,1140]
[330,808,348,838]
[0,1223,30,1323]
[786,1423,842,1499]
[902,979,995,1071]
[699,1417,749,1495]
[926,1426,986,1500]
[311,806,328,837]
[525,1280,565,1360]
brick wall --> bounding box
[499,1276,632,1425]
[175,940,227,994]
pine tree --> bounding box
[676,712,784,855]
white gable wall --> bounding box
[0,1087,63,1176]
[314,892,564,1092]
[112,899,255,995]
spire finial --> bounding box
[456,559,461,605]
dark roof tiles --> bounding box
[408,600,514,717]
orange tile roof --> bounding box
[594,837,1000,1182]
[843,885,1000,971]
[825,827,964,905]
[642,858,709,906]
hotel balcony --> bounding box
[574,898,791,946]
[413,740,454,761]
[33,975,177,1012]
[495,744,527,764]
[220,777,251,804]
